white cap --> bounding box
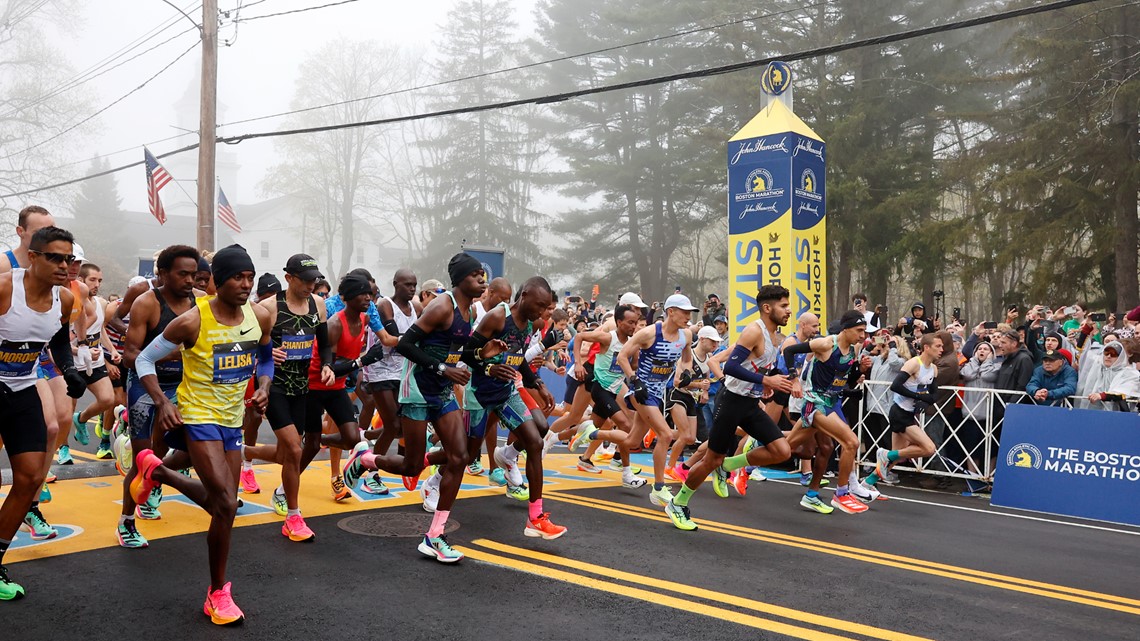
[697,326,721,342]
[664,293,699,312]
[619,291,648,309]
[127,275,147,288]
[72,242,86,263]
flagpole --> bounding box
[196,0,218,252]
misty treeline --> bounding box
[2,1,1138,322]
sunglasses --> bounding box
[433,287,446,294]
[32,251,76,265]
[316,291,330,298]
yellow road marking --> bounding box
[67,450,100,462]
[463,546,860,641]
[472,538,935,641]
[545,490,1140,616]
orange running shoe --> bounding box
[331,475,350,501]
[129,449,162,505]
[524,513,567,540]
[830,493,869,514]
[643,429,655,449]
[731,470,748,496]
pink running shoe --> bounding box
[282,513,315,542]
[203,582,245,626]
[239,467,260,494]
[670,462,690,483]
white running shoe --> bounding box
[851,480,880,503]
[421,483,440,513]
[494,446,523,486]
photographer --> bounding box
[853,294,878,332]
[702,294,725,327]
[896,302,928,339]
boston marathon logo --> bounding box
[735,168,785,207]
[1007,442,1140,481]
[760,61,792,96]
[1006,443,1042,469]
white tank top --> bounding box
[366,299,417,382]
[893,359,935,413]
[723,320,780,398]
[82,297,106,368]
[0,269,62,391]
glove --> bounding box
[841,387,864,401]
[628,376,649,404]
[678,369,694,388]
[917,392,936,405]
[76,345,93,375]
[62,366,87,399]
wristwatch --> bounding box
[436,363,447,374]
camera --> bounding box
[932,290,944,298]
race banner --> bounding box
[993,404,1140,526]
[727,79,827,340]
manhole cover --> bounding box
[338,512,459,538]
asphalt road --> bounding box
[5,458,1138,641]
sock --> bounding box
[0,538,9,565]
[888,450,900,462]
[242,460,253,471]
[118,514,132,525]
[588,430,599,441]
[865,473,880,486]
[528,499,543,520]
[722,453,750,473]
[613,452,622,462]
[578,456,591,464]
[653,482,664,491]
[675,484,695,507]
[287,509,301,518]
[276,484,285,495]
[29,500,38,510]
[510,441,523,455]
[427,510,449,538]
[622,465,633,480]
[681,461,691,470]
[836,485,849,497]
[361,452,377,469]
[806,489,819,499]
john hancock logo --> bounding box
[1006,443,1042,469]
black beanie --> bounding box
[211,244,254,287]
[197,257,211,274]
[338,273,372,300]
[448,252,482,287]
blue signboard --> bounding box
[463,247,505,283]
[992,404,1140,526]
[138,258,155,278]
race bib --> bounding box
[280,331,315,362]
[0,340,44,378]
[212,341,257,384]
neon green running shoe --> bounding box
[800,494,834,514]
[665,500,697,531]
[272,487,288,517]
[712,465,729,499]
[505,484,530,501]
[569,424,597,453]
[0,565,25,601]
[649,485,674,507]
[608,459,642,474]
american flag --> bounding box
[143,147,171,225]
[217,184,241,233]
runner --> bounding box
[456,276,564,538]
[117,245,200,545]
[72,262,117,459]
[0,226,85,600]
[567,304,648,489]
[470,276,512,476]
[664,285,794,531]
[131,244,272,625]
[300,273,370,499]
[241,254,332,541]
[82,263,124,459]
[343,252,485,563]
[664,325,723,475]
[572,294,695,507]
[357,268,421,495]
[856,333,941,499]
[783,310,870,515]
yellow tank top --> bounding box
[177,297,261,428]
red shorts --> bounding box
[245,377,256,401]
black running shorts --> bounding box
[707,388,783,456]
[0,386,48,455]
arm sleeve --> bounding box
[47,323,76,372]
[890,371,926,401]
[357,342,385,368]
[396,324,441,371]
[520,361,540,388]
[524,336,545,362]
[723,344,767,385]
[136,335,179,379]
[256,342,274,380]
[781,341,814,373]
[315,322,333,369]
[382,317,400,337]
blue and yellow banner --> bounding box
[727,97,826,341]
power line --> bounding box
[217,1,830,129]
[0,0,1106,200]
[0,2,202,121]
[1,40,200,161]
[232,0,360,22]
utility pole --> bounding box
[196,0,218,252]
